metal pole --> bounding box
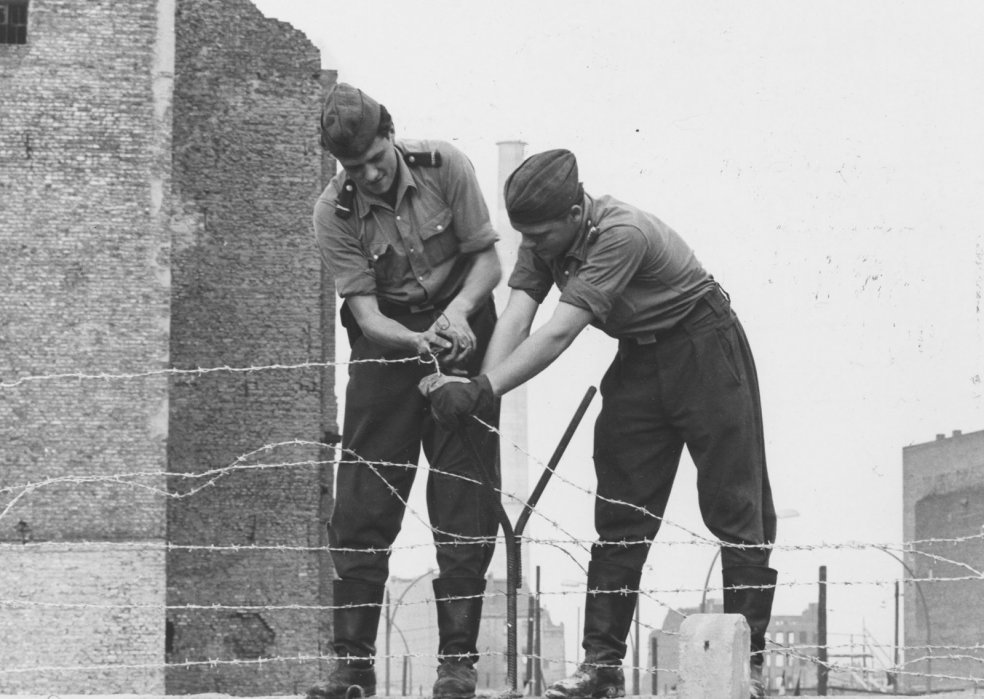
[893,580,899,690]
[818,566,828,696]
[385,587,392,696]
[402,655,408,696]
[575,607,581,664]
[699,549,721,613]
[535,566,543,696]
[632,598,640,696]
[461,386,597,694]
[650,634,658,696]
[525,594,535,691]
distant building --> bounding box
[0,0,334,694]
[652,600,820,696]
[902,428,984,694]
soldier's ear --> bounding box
[569,204,583,222]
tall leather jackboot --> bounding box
[545,562,642,699]
[308,580,385,699]
[722,565,778,699]
[432,577,486,699]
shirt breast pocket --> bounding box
[419,208,458,266]
[368,241,409,289]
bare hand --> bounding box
[429,309,477,371]
[411,328,452,360]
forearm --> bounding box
[485,324,577,396]
[358,313,426,351]
[442,247,501,318]
[481,290,536,372]
[347,295,448,356]
[484,301,593,396]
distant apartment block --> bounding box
[902,428,984,695]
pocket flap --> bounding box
[419,208,453,240]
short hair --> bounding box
[376,104,394,139]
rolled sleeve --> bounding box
[313,194,376,298]
[559,226,647,322]
[438,142,498,253]
[507,246,554,304]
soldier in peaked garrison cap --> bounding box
[309,83,503,699]
[420,149,778,699]
[319,82,382,159]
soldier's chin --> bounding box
[366,177,391,195]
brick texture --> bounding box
[165,0,335,694]
[0,0,171,693]
[0,544,166,694]
[902,429,984,694]
[0,0,337,694]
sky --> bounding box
[252,0,984,668]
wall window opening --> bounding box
[0,2,29,45]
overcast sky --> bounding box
[252,0,984,664]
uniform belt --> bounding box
[377,297,448,317]
[622,285,731,347]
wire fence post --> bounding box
[818,565,828,696]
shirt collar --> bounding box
[561,193,597,265]
[352,142,417,219]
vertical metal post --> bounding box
[535,566,543,696]
[632,598,640,695]
[402,655,409,696]
[817,566,828,696]
[650,634,659,695]
[460,386,596,695]
[525,595,535,691]
[892,580,899,690]
[385,588,391,696]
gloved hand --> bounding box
[418,373,495,430]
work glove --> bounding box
[418,373,495,430]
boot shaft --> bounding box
[722,565,778,667]
[332,579,385,661]
[433,577,486,664]
[581,562,642,666]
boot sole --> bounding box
[544,688,624,699]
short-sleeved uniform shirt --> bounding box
[314,138,498,308]
[508,194,714,340]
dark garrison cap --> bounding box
[319,83,382,159]
[504,149,583,226]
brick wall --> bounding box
[1,0,337,693]
[165,0,335,693]
[0,0,172,693]
[902,429,984,693]
[0,544,166,694]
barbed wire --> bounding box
[0,357,430,390]
[3,357,983,691]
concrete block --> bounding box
[677,613,750,699]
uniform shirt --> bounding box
[508,194,714,340]
[314,138,497,308]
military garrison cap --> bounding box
[504,149,583,225]
[320,83,382,159]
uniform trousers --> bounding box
[592,288,776,571]
[329,299,500,586]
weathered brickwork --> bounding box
[165,0,335,694]
[0,0,172,694]
[1,0,337,694]
[0,544,166,694]
[0,0,170,538]
[902,429,984,693]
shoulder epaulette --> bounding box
[403,150,442,167]
[335,151,442,219]
[334,179,356,219]
[586,222,601,246]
